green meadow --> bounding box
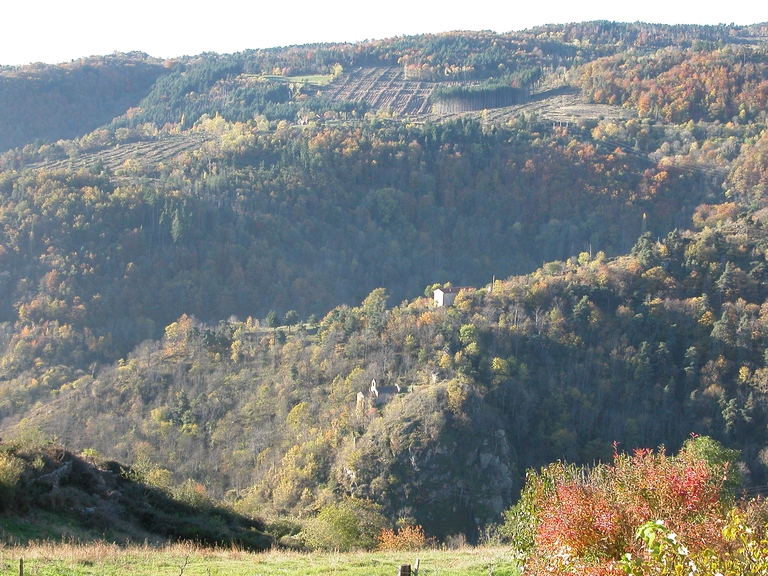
[0,543,520,576]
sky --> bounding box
[2,0,768,66]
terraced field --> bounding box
[29,132,213,173]
[324,67,635,125]
[323,67,483,116]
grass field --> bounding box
[0,542,520,576]
[259,74,334,86]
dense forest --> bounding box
[0,115,723,370]
[2,20,768,554]
[0,53,169,151]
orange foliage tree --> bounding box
[377,524,435,551]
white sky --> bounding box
[2,0,767,66]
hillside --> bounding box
[4,22,766,153]
[7,210,768,541]
[0,114,723,373]
[1,21,768,545]
[0,436,271,548]
[0,53,169,151]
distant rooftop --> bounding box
[435,286,468,294]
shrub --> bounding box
[299,498,386,551]
[377,524,435,551]
[173,479,212,509]
[623,510,768,575]
[503,436,739,575]
[0,452,25,509]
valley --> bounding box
[1,20,768,574]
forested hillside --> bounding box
[0,53,169,151]
[0,115,722,372]
[2,21,768,545]
[14,213,768,540]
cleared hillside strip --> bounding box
[323,67,484,115]
[28,132,214,174]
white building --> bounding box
[433,286,468,307]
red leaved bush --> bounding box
[520,437,735,575]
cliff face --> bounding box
[336,383,516,538]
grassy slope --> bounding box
[0,510,143,546]
[0,543,520,576]
[0,444,272,552]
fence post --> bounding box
[398,564,411,576]
[19,558,23,576]
[414,558,420,575]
